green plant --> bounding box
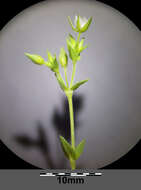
[25,15,92,170]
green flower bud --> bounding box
[78,38,88,53]
[45,51,59,73]
[68,34,76,48]
[66,34,87,62]
[66,34,78,61]
[25,53,45,65]
[68,15,92,33]
[59,48,68,68]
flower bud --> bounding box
[78,38,88,53]
[59,48,68,68]
[25,53,45,65]
[66,34,78,61]
[68,15,92,33]
[66,34,87,62]
[45,51,59,73]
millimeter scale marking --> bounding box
[40,172,102,177]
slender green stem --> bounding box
[64,67,69,88]
[70,157,76,170]
[64,32,82,170]
[70,62,76,87]
[66,91,76,170]
[77,32,81,42]
[67,92,75,148]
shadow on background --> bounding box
[14,122,56,169]
[14,93,84,169]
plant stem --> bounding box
[70,157,76,170]
[67,92,75,148]
[64,67,69,87]
[66,90,76,170]
[64,32,82,170]
[77,32,81,42]
[70,62,76,87]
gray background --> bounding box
[0,0,141,169]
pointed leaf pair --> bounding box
[71,79,89,91]
[59,136,75,160]
[60,136,86,161]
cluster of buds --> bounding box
[25,15,92,92]
[66,15,92,62]
[25,15,92,74]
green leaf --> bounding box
[68,34,76,47]
[52,56,59,73]
[59,136,76,160]
[79,38,84,49]
[55,73,67,91]
[78,38,88,53]
[70,79,89,91]
[47,50,54,62]
[75,139,86,160]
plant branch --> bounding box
[67,92,75,148]
[70,62,76,88]
[66,90,76,170]
[77,32,81,43]
[64,67,69,88]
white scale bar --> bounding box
[71,174,86,176]
[40,173,55,176]
[95,173,102,176]
[71,173,86,177]
[40,172,102,176]
[83,173,90,175]
[58,173,65,175]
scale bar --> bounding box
[40,172,102,177]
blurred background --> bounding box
[0,0,141,169]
